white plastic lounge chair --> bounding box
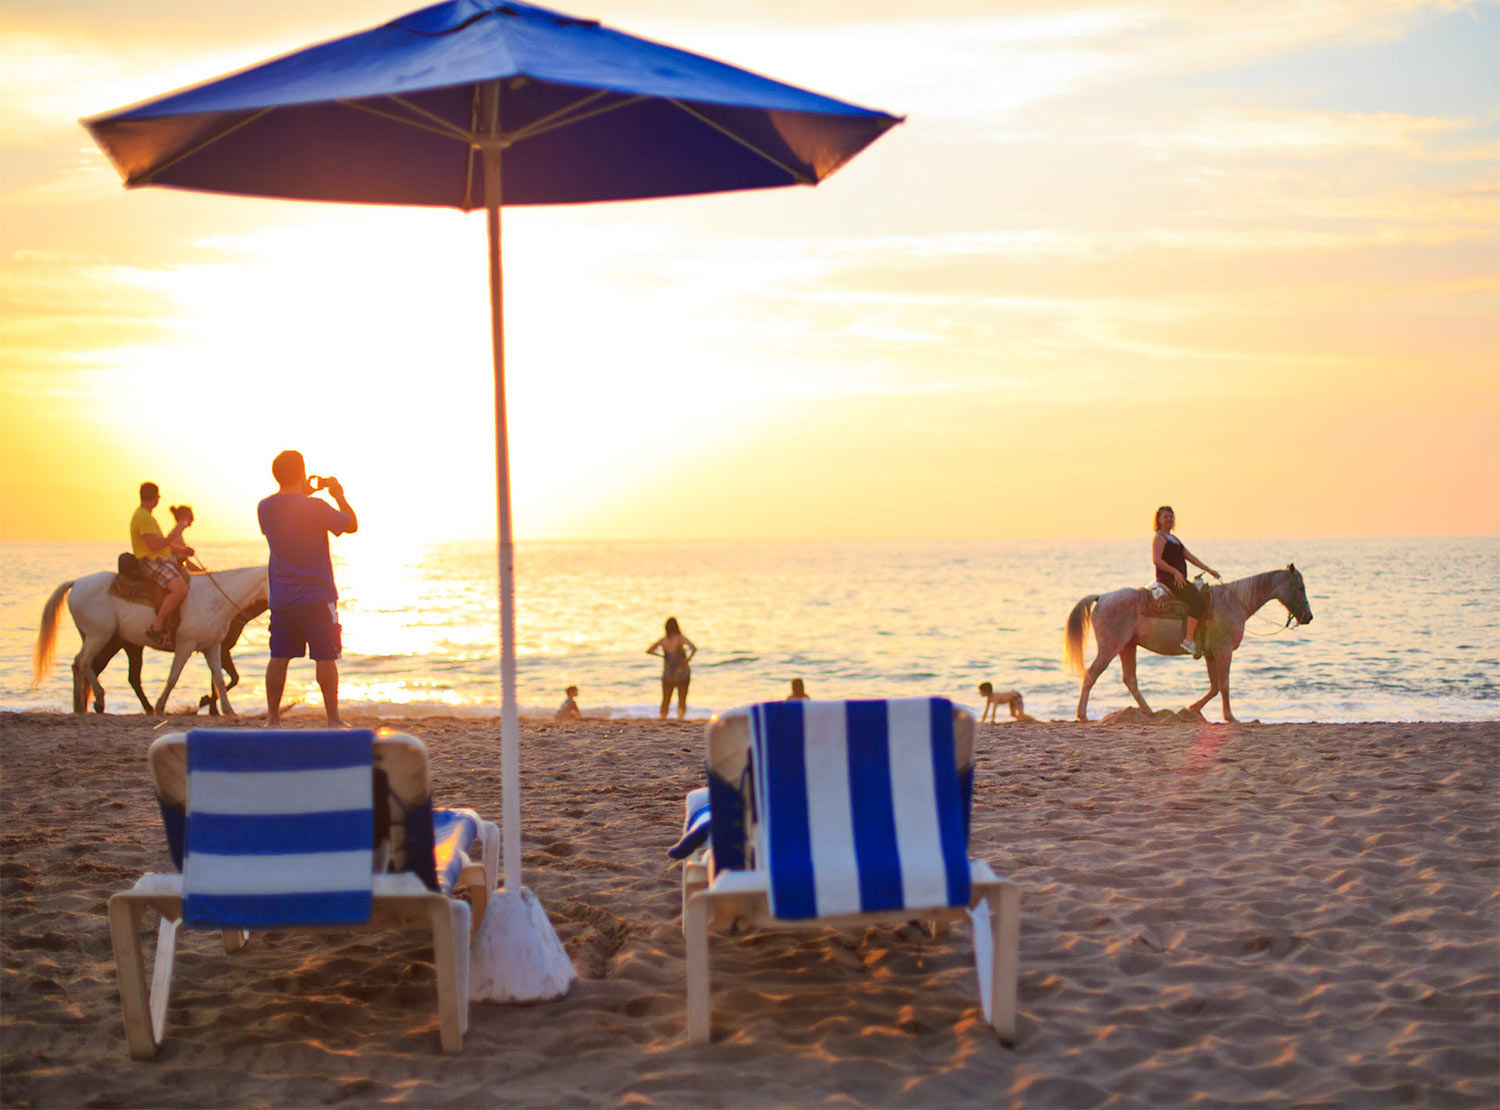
[677,698,1020,1043]
[108,728,500,1058]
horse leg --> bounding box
[201,647,239,716]
[126,645,151,714]
[72,639,107,717]
[1119,643,1153,714]
[1187,656,1218,716]
[1182,654,1218,714]
[86,639,121,714]
[154,648,192,716]
[1216,652,1237,723]
[203,644,236,719]
[1076,652,1114,721]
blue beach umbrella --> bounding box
[84,0,900,996]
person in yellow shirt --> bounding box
[130,482,194,650]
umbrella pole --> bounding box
[484,142,522,897]
[481,105,522,897]
[467,87,575,1004]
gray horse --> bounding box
[1064,565,1312,722]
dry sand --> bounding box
[2,711,1496,1108]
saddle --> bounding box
[109,553,183,641]
[1138,581,1212,622]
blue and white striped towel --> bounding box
[750,698,970,920]
[182,730,374,928]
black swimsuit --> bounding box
[1158,534,1206,617]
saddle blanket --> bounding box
[107,555,183,639]
[1139,581,1214,622]
[1138,585,1187,621]
[109,560,167,609]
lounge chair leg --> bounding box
[430,898,470,1052]
[480,822,500,896]
[681,862,708,932]
[455,864,489,938]
[110,894,176,1060]
[685,891,711,1042]
[974,881,1020,1044]
[149,915,181,1044]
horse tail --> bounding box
[32,580,74,687]
[1063,595,1100,677]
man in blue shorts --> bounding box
[258,449,357,726]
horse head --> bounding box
[1281,563,1313,626]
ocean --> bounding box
[3,537,1495,723]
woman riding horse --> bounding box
[1152,505,1220,655]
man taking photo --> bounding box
[258,449,357,727]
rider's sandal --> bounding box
[144,628,173,651]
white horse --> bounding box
[33,566,269,717]
[1063,565,1313,723]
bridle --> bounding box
[1242,570,1310,635]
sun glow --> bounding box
[2,0,1496,544]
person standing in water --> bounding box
[1151,505,1220,655]
[647,617,696,719]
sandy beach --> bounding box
[2,710,1496,1108]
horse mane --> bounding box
[1223,568,1287,611]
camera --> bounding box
[309,475,329,491]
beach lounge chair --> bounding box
[108,728,500,1058]
[677,697,1020,1043]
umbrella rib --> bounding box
[667,100,813,184]
[385,94,480,141]
[506,91,644,143]
[337,98,474,144]
[132,108,274,184]
[464,86,483,211]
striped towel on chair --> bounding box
[182,730,375,928]
[750,698,970,920]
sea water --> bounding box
[2,537,1495,722]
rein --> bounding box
[185,559,242,610]
[1242,612,1297,637]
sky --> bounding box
[1,0,1496,544]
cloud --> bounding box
[1134,109,1468,155]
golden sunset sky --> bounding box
[2,0,1496,544]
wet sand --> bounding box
[2,711,1496,1108]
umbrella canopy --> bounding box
[84,0,899,207]
[84,0,899,994]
